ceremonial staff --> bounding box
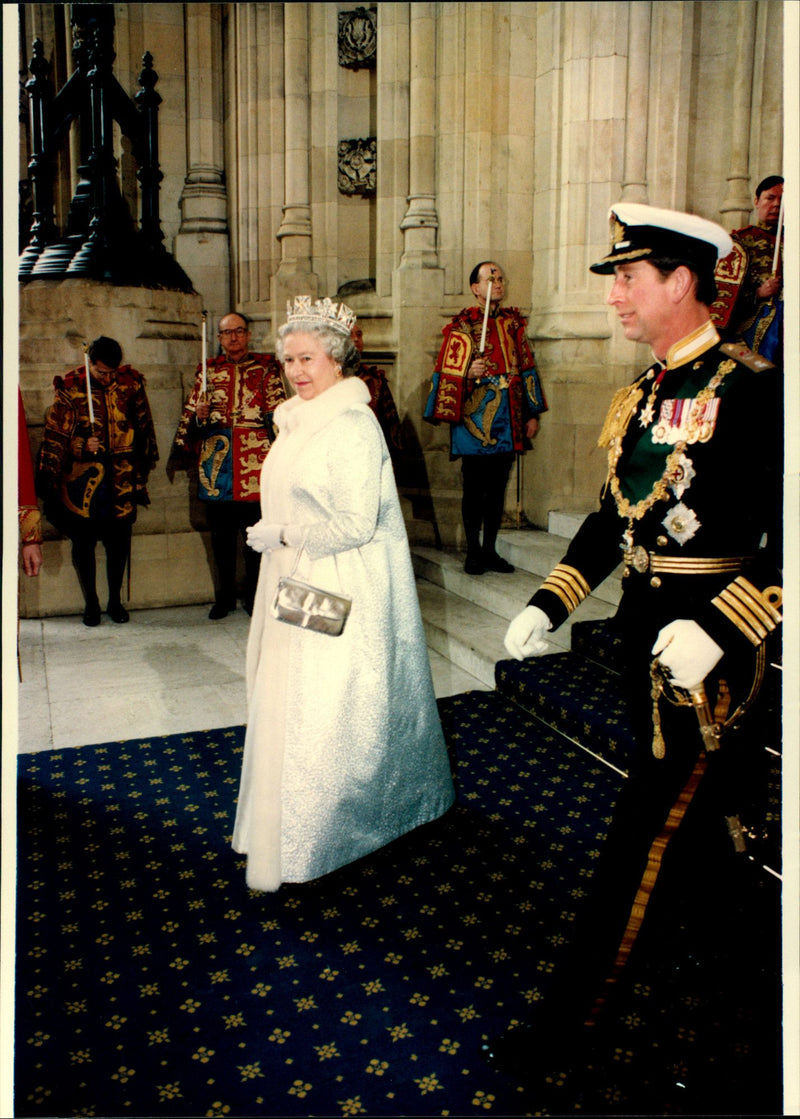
[479,279,493,353]
[83,343,95,425]
[771,190,784,275]
[200,310,208,396]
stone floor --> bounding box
[16,600,488,755]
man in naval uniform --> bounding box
[174,311,286,618]
[424,262,547,574]
[482,204,783,1080]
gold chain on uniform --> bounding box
[601,362,733,524]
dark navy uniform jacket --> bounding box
[530,322,782,690]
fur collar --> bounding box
[274,376,371,437]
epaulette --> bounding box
[719,342,775,373]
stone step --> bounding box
[413,546,548,623]
[546,509,588,539]
[415,580,506,689]
[414,551,631,767]
[414,564,618,692]
[493,526,623,609]
[412,521,623,699]
[427,647,490,698]
[413,538,618,661]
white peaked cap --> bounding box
[590,202,733,274]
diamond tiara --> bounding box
[285,295,357,336]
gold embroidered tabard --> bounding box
[425,330,473,423]
[174,353,284,503]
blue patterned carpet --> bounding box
[16,687,781,1117]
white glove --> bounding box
[246,521,283,553]
[651,619,724,690]
[504,605,552,661]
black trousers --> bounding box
[204,500,262,610]
[460,452,515,556]
[541,620,771,1034]
[67,516,132,610]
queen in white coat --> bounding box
[232,297,455,891]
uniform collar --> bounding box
[660,319,719,371]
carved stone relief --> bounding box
[338,138,377,197]
[338,7,377,69]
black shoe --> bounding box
[464,554,486,575]
[480,1020,586,1081]
[480,1025,542,1079]
[209,602,235,620]
[243,599,254,617]
[107,602,130,624]
[482,551,515,573]
[83,603,102,627]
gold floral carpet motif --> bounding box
[16,680,781,1116]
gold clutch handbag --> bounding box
[271,543,352,637]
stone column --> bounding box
[526,3,626,528]
[646,2,695,209]
[273,1,319,312]
[749,1,784,180]
[398,1,439,268]
[719,0,758,228]
[173,2,230,324]
[223,3,285,338]
[375,2,410,299]
[390,2,446,544]
[621,1,651,204]
[461,2,498,261]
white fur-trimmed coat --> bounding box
[232,376,454,891]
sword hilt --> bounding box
[688,682,722,752]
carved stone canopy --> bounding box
[338,7,377,69]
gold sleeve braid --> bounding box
[712,577,782,646]
[539,563,592,614]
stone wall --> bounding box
[18,281,251,618]
[17,2,785,612]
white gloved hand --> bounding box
[504,605,552,661]
[651,619,724,690]
[246,521,283,553]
